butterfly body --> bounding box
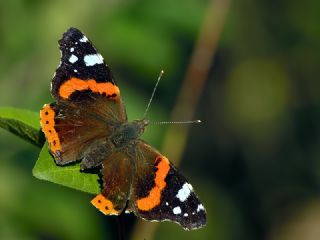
[81,119,148,170]
[40,27,207,230]
[110,119,149,148]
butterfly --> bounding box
[40,27,206,230]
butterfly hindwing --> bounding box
[91,150,134,215]
[40,100,110,166]
[130,141,207,230]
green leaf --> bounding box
[0,107,100,194]
[0,107,45,147]
[32,143,100,194]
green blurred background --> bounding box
[1,0,320,239]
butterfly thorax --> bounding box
[110,119,149,148]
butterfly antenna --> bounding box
[151,120,202,125]
[143,70,164,118]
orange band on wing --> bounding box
[59,77,120,99]
[91,194,120,215]
[40,104,61,153]
[136,156,170,211]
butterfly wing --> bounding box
[91,150,133,215]
[129,141,207,230]
[51,27,118,101]
[40,28,127,166]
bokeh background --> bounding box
[1,0,320,239]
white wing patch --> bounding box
[176,183,193,202]
[173,206,182,215]
[79,36,88,42]
[197,204,205,212]
[84,54,104,66]
[69,54,78,63]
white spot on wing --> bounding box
[59,50,62,65]
[197,204,205,212]
[173,206,181,215]
[84,54,104,66]
[176,183,193,202]
[70,47,74,52]
[69,54,78,63]
[184,213,188,217]
[80,36,88,42]
[165,202,169,206]
[73,69,78,72]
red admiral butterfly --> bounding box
[40,28,206,230]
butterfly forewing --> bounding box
[40,27,127,166]
[130,141,207,230]
[52,27,115,98]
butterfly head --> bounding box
[111,119,149,147]
[127,119,150,140]
[132,119,150,136]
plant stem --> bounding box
[130,0,232,239]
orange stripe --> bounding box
[136,156,170,211]
[40,104,61,153]
[59,77,120,99]
[91,194,119,215]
